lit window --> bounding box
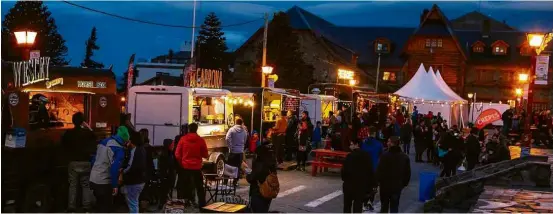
[426,39,442,48]
[375,40,390,53]
[473,46,484,53]
[437,39,443,47]
[425,39,431,47]
[494,46,507,55]
[382,71,396,82]
[431,39,437,47]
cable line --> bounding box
[62,1,263,29]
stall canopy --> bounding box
[434,70,466,102]
[394,64,465,103]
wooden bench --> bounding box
[310,149,349,176]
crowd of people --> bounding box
[501,108,553,147]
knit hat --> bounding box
[117,126,130,142]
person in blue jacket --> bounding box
[89,126,129,213]
[359,126,384,211]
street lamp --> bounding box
[518,73,529,83]
[14,30,37,60]
[261,65,273,87]
[515,88,523,96]
[467,93,475,123]
[348,79,357,86]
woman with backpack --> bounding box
[247,135,278,213]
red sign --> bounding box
[475,109,501,129]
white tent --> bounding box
[394,64,462,102]
[434,70,466,102]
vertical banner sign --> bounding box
[535,55,549,85]
[183,58,196,87]
[125,54,136,112]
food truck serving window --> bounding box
[193,96,225,125]
[28,92,88,130]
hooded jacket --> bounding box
[360,137,383,172]
[175,133,209,170]
[226,125,248,154]
[90,130,127,188]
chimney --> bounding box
[420,9,429,24]
[351,54,358,65]
[481,19,491,38]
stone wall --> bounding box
[425,155,551,212]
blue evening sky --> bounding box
[2,1,553,78]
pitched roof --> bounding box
[286,6,335,32]
[451,11,517,31]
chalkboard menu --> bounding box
[283,96,300,112]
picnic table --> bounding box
[202,202,247,213]
[310,149,349,176]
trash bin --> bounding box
[419,171,438,202]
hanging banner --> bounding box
[475,108,502,129]
[183,58,196,87]
[125,54,135,112]
[535,55,549,85]
[184,68,222,89]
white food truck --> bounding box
[127,85,237,174]
[300,94,339,126]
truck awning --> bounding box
[193,88,231,97]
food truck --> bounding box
[1,58,119,212]
[224,87,303,139]
[299,94,339,126]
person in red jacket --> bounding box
[175,123,208,208]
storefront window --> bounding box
[29,92,87,130]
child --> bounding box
[312,121,322,149]
[249,131,259,153]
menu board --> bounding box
[283,96,300,112]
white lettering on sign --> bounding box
[95,122,107,128]
[12,57,50,87]
[45,78,63,89]
[78,81,106,88]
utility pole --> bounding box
[261,12,269,87]
[375,52,381,93]
[190,0,197,59]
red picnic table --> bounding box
[311,149,349,176]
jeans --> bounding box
[401,137,411,154]
[343,193,363,213]
[68,161,93,210]
[90,183,113,213]
[182,169,206,208]
[123,183,145,213]
[380,190,401,213]
[250,194,272,213]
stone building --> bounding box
[233,4,553,109]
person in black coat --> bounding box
[341,139,376,213]
[247,139,277,213]
[377,136,411,213]
[465,128,481,170]
[413,120,426,162]
[122,132,148,213]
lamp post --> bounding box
[14,30,37,60]
[467,93,475,123]
[521,31,552,148]
[261,65,273,87]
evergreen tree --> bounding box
[81,27,104,68]
[195,12,228,70]
[1,1,68,65]
[257,12,314,92]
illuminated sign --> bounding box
[78,81,107,89]
[338,69,354,80]
[12,57,50,87]
[45,78,63,89]
[184,68,222,89]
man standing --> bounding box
[285,110,299,160]
[273,113,287,164]
[226,118,248,184]
[89,126,129,213]
[400,119,413,154]
[502,108,514,136]
[360,126,383,211]
[377,136,411,213]
[175,123,208,208]
[62,112,97,212]
[342,140,375,213]
[465,127,481,170]
[121,132,148,213]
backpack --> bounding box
[258,172,280,199]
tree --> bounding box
[80,27,104,68]
[195,12,228,70]
[1,1,68,65]
[258,12,314,92]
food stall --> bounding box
[127,68,254,175]
[1,58,119,212]
[300,94,338,126]
[224,87,302,139]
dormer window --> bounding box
[472,41,485,53]
[382,71,396,82]
[491,40,509,55]
[375,38,390,53]
[425,38,443,48]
